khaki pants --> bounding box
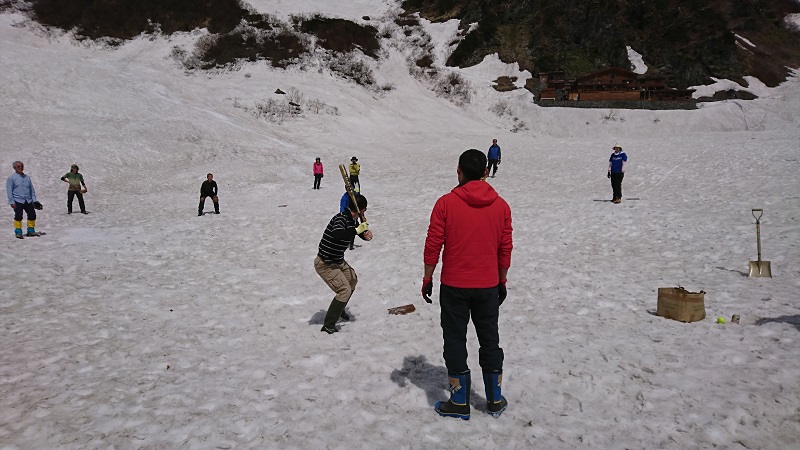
[314,256,358,303]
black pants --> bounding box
[349,175,360,191]
[67,190,85,213]
[610,173,624,199]
[440,284,503,373]
[199,195,219,212]
[13,202,36,221]
[487,159,499,176]
[313,174,322,189]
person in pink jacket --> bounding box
[313,157,324,190]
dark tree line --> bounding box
[402,0,800,87]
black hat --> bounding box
[351,156,358,162]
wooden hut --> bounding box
[538,68,694,102]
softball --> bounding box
[716,317,726,324]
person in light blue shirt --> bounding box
[6,161,42,238]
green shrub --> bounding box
[447,28,482,67]
[197,27,307,69]
[32,0,247,39]
[296,15,380,58]
[415,0,800,89]
[416,55,434,68]
[329,54,376,86]
[394,16,419,27]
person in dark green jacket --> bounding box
[60,164,88,214]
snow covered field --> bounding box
[1,3,799,449]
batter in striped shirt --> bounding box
[314,194,372,334]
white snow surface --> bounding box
[2,4,800,449]
[463,53,532,87]
[787,13,800,30]
[690,75,777,99]
[244,0,393,20]
[626,46,648,74]
[734,33,756,48]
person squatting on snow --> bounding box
[422,149,513,420]
[312,157,324,190]
[348,156,360,192]
[315,193,372,334]
[487,139,501,178]
[6,161,43,239]
[198,173,219,216]
[607,144,627,203]
[61,164,88,214]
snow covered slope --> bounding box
[1,4,799,449]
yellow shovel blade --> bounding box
[748,261,772,278]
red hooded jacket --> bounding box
[424,180,513,288]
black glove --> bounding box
[422,278,433,303]
[607,171,611,179]
[498,280,507,306]
[33,201,43,210]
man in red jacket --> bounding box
[422,148,513,420]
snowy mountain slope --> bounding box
[1,5,799,449]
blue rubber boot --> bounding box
[484,370,508,417]
[26,219,37,236]
[435,370,470,420]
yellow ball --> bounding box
[717,317,726,324]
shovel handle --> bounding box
[751,209,763,261]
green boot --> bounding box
[321,299,347,334]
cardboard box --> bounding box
[657,287,706,323]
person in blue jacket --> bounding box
[487,139,501,178]
[607,145,627,203]
[6,161,43,238]
[340,189,360,250]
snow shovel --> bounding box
[748,209,772,278]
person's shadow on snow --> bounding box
[715,266,749,277]
[755,314,800,332]
[390,355,488,411]
[308,307,355,325]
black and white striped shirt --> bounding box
[317,212,358,263]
